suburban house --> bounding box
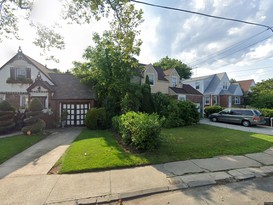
[142,64,203,112]
[237,79,255,94]
[182,72,243,108]
[0,48,96,127]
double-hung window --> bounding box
[147,74,155,86]
[171,76,177,87]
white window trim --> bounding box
[20,95,29,108]
[205,96,210,105]
[223,82,228,90]
[195,81,200,90]
[0,94,6,102]
[147,73,155,86]
[213,96,217,105]
[171,76,177,87]
[235,96,240,104]
[178,94,186,101]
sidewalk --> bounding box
[0,125,273,205]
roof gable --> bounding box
[236,79,255,93]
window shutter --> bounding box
[26,68,31,78]
[10,67,15,79]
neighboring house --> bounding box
[237,79,255,94]
[142,64,203,112]
[182,72,243,108]
[0,48,96,127]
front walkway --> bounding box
[0,124,273,205]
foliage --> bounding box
[120,84,142,114]
[0,101,15,133]
[204,106,224,117]
[85,108,107,130]
[230,78,237,83]
[22,98,45,135]
[153,56,192,79]
[0,0,143,62]
[163,100,199,128]
[139,76,154,113]
[117,112,162,151]
[152,92,172,117]
[249,78,273,109]
[6,77,33,84]
[61,110,68,121]
[73,30,142,119]
[58,125,273,173]
[260,108,273,118]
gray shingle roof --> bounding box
[49,73,95,100]
[170,84,203,95]
[153,66,168,81]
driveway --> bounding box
[0,127,82,179]
[200,118,273,135]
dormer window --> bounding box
[147,73,155,86]
[195,82,200,89]
[7,67,33,84]
[171,76,177,87]
[223,82,228,90]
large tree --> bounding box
[248,78,273,108]
[0,0,142,62]
[153,56,192,79]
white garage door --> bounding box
[61,103,89,126]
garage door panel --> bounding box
[61,103,89,126]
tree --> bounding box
[230,78,237,83]
[0,0,143,62]
[153,56,192,79]
[248,78,273,108]
[72,30,142,120]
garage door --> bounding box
[61,103,89,126]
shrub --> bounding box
[118,111,161,151]
[0,101,15,133]
[85,107,107,130]
[260,108,273,118]
[204,106,224,118]
[152,92,171,117]
[163,100,200,128]
[22,98,45,135]
[111,115,120,133]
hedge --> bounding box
[204,106,224,118]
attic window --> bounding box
[147,74,155,86]
[223,82,228,90]
[195,82,200,89]
[171,76,177,87]
[7,67,33,84]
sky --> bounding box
[1,0,273,82]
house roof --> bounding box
[49,73,95,100]
[27,73,54,92]
[0,49,55,82]
[236,79,255,93]
[169,84,203,95]
[153,66,168,81]
[204,73,226,94]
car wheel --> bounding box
[211,117,218,122]
[242,120,250,127]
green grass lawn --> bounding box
[0,134,44,164]
[58,124,273,173]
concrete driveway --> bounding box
[0,127,82,179]
[200,118,273,136]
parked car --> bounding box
[209,108,266,127]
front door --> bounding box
[228,96,232,108]
[61,103,89,126]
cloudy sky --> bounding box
[1,0,273,82]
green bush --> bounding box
[260,108,273,118]
[111,115,120,133]
[22,98,45,134]
[22,119,46,134]
[29,98,44,111]
[163,100,200,128]
[0,101,15,133]
[204,106,224,118]
[0,100,14,111]
[85,107,107,130]
[152,92,172,117]
[118,111,161,151]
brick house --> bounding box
[142,64,203,113]
[182,72,243,108]
[0,48,96,127]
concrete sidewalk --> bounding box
[1,124,273,205]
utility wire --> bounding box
[131,0,273,31]
[189,28,272,66]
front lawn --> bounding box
[0,134,45,164]
[58,124,273,173]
